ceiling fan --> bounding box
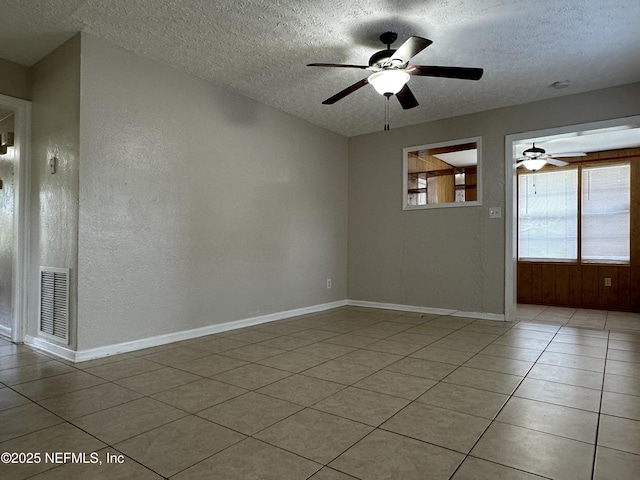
[308,32,484,114]
[516,143,585,171]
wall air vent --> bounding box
[39,267,69,344]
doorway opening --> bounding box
[0,93,31,343]
[505,116,640,323]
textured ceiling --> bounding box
[1,0,640,137]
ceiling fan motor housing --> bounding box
[369,31,400,67]
[523,143,546,157]
[369,49,396,67]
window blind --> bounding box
[518,169,578,260]
[581,164,630,262]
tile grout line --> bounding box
[445,324,556,479]
[590,328,611,480]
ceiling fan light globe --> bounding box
[523,159,547,171]
[368,70,410,95]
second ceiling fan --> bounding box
[308,32,484,110]
[515,143,587,171]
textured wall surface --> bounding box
[77,34,348,350]
[29,35,81,347]
[348,82,640,315]
[0,58,31,100]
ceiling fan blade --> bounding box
[410,65,484,80]
[515,157,568,169]
[390,36,432,63]
[396,84,419,110]
[321,78,369,104]
[308,63,369,69]
[550,152,586,157]
[546,158,569,167]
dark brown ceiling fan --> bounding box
[308,32,484,110]
[515,143,582,171]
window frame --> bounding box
[518,167,579,262]
[580,161,631,264]
[402,136,483,211]
[517,159,631,266]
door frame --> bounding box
[0,93,31,343]
[504,114,640,321]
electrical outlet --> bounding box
[326,279,332,289]
[489,207,502,219]
[604,278,612,287]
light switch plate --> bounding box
[489,207,502,218]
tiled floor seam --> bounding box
[591,329,610,480]
[142,429,247,480]
[452,455,555,480]
[443,327,561,478]
[444,364,532,472]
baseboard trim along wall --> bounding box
[0,324,11,339]
[24,298,505,363]
[25,299,349,363]
[346,299,456,316]
[347,300,506,322]
[24,334,77,362]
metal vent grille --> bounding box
[39,267,69,344]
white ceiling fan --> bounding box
[515,143,585,171]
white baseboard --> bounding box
[24,335,77,362]
[23,297,507,363]
[450,311,506,322]
[347,300,505,322]
[0,324,11,339]
[347,299,456,316]
[33,299,348,363]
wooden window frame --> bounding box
[517,158,631,266]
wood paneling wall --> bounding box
[466,170,477,202]
[517,262,633,311]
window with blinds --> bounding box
[518,161,630,264]
[582,164,631,262]
[518,169,578,260]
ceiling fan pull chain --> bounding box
[384,94,391,131]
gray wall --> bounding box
[15,30,640,353]
[29,35,81,347]
[348,82,640,315]
[0,58,31,101]
[76,34,348,350]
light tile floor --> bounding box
[0,305,639,479]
